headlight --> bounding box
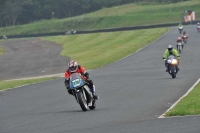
[171,59,178,65]
[167,60,172,63]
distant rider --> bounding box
[178,23,183,29]
[182,31,188,41]
[64,60,99,100]
[197,22,200,27]
[163,45,180,72]
[178,23,183,34]
[176,37,183,49]
[197,22,200,32]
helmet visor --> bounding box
[168,48,173,51]
[69,66,77,72]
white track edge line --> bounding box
[158,78,200,118]
[0,78,57,92]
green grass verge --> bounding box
[0,77,57,91]
[165,81,200,116]
[0,40,5,56]
[0,0,199,36]
[43,28,170,70]
[0,47,4,56]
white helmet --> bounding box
[68,60,78,72]
[198,22,200,24]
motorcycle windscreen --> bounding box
[168,55,175,60]
[69,73,84,89]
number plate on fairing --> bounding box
[72,79,81,87]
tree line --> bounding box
[0,0,188,27]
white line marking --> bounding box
[3,73,64,82]
[0,78,57,92]
[158,78,200,118]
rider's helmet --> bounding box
[198,22,200,25]
[167,45,173,52]
[68,60,78,73]
[178,37,182,40]
[183,31,186,34]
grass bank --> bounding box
[0,40,5,56]
[0,77,57,91]
[43,28,170,69]
[165,80,200,116]
[0,47,4,56]
[0,0,199,36]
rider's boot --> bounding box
[90,86,99,100]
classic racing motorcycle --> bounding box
[166,55,179,78]
[178,26,183,34]
[182,35,188,44]
[197,25,200,33]
[69,73,96,111]
[177,42,182,53]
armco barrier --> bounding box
[1,21,199,39]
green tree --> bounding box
[2,0,27,26]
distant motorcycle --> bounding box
[178,26,183,34]
[177,42,182,53]
[197,25,200,33]
[182,35,188,44]
[69,73,96,111]
[166,55,179,78]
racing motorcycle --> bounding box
[178,26,183,34]
[69,73,96,111]
[197,25,200,33]
[166,55,179,78]
[177,42,182,53]
[182,35,188,44]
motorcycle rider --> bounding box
[178,23,183,34]
[197,22,200,32]
[176,37,183,49]
[163,45,180,72]
[178,23,183,28]
[64,60,99,100]
[197,22,200,27]
[181,31,188,42]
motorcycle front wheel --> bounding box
[171,66,176,78]
[178,45,181,53]
[77,92,88,111]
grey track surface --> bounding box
[0,38,69,80]
[1,26,200,133]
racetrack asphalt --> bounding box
[0,25,200,133]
